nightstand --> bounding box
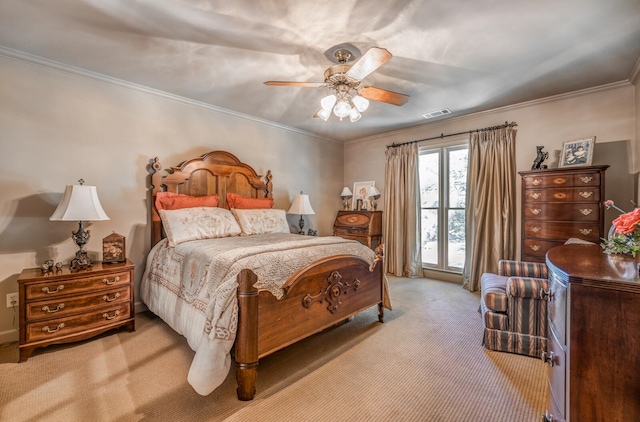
[17,260,135,362]
[333,210,382,249]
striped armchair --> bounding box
[480,260,549,358]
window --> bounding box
[419,142,468,272]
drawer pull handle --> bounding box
[579,191,593,198]
[530,245,540,251]
[42,285,64,294]
[102,276,120,285]
[529,192,541,199]
[579,208,593,215]
[41,303,65,313]
[42,323,65,334]
[102,293,121,302]
[579,176,593,184]
[532,179,542,186]
[579,229,592,235]
[531,226,541,233]
[530,209,541,215]
[103,310,120,320]
[541,350,555,367]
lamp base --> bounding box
[70,249,93,271]
[298,215,305,235]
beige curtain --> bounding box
[384,144,423,277]
[462,127,517,291]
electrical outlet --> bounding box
[6,293,18,308]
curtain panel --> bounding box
[384,144,423,277]
[463,127,517,291]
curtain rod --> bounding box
[386,121,518,149]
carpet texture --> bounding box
[0,277,547,421]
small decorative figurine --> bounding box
[307,229,317,236]
[531,146,549,170]
[41,260,54,274]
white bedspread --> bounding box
[140,233,376,395]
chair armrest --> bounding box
[506,277,549,299]
[498,260,548,278]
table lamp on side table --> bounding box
[287,191,315,234]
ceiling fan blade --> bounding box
[264,81,324,87]
[346,47,392,80]
[360,86,410,106]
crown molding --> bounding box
[0,46,340,145]
[345,80,633,146]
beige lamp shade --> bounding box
[287,192,315,215]
[340,187,353,197]
[366,186,381,198]
[50,184,110,221]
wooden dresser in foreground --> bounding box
[17,260,135,362]
[519,165,608,262]
[333,210,382,249]
[543,244,640,421]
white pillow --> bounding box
[231,208,290,236]
[159,207,241,246]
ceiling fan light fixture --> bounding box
[316,108,331,121]
[320,94,337,111]
[352,95,369,112]
[349,108,362,122]
[333,100,352,118]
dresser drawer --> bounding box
[523,187,600,203]
[522,239,565,259]
[523,172,601,188]
[25,271,130,300]
[524,221,600,241]
[522,204,600,221]
[25,303,131,343]
[548,271,567,347]
[26,286,130,321]
[334,227,370,236]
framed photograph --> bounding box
[352,181,375,211]
[559,136,596,167]
[103,232,126,263]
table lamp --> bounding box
[50,179,110,269]
[287,191,315,234]
[366,186,381,210]
[340,187,353,210]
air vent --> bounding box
[422,109,452,119]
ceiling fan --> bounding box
[264,47,410,122]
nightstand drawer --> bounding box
[25,271,130,300]
[25,303,131,343]
[334,227,369,235]
[26,286,130,321]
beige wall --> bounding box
[345,82,638,267]
[0,56,344,342]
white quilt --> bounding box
[140,233,377,395]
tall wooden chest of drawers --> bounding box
[519,165,608,262]
[333,210,382,249]
[543,244,640,421]
[17,260,135,361]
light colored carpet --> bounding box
[0,277,547,421]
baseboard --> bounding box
[0,328,18,345]
[135,301,148,314]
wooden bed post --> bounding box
[235,269,259,401]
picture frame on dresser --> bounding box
[559,136,595,167]
[352,181,375,211]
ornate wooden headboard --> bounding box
[149,150,273,246]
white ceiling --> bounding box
[1,0,639,142]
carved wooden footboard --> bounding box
[235,253,384,400]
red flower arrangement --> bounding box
[602,200,640,256]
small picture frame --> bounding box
[559,136,596,167]
[103,232,126,263]
[352,181,375,211]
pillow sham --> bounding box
[156,192,219,210]
[231,208,290,236]
[226,192,274,209]
[159,207,241,246]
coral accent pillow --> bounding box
[231,208,290,235]
[156,192,219,210]
[159,207,241,246]
[227,193,274,209]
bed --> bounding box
[141,150,388,400]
